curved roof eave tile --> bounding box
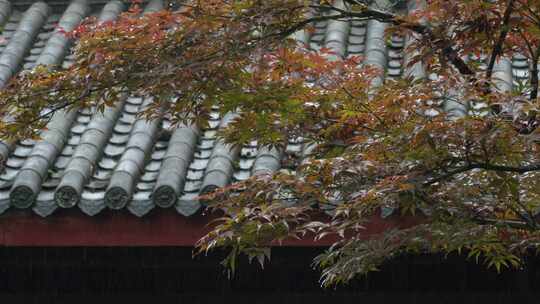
[104,97,165,210]
[199,112,241,196]
[176,194,201,217]
[33,198,57,217]
[80,193,106,216]
[153,123,199,208]
[128,192,154,217]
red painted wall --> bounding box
[0,209,422,246]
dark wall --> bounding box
[0,247,538,302]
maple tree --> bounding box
[2,0,540,286]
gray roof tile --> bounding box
[324,1,350,60]
[1,168,17,180]
[36,1,91,66]
[80,192,105,215]
[0,0,519,218]
[492,58,512,93]
[104,96,164,209]
[0,197,9,213]
[33,199,57,217]
[0,0,11,25]
[0,2,49,86]
[128,194,154,217]
[175,194,200,216]
[252,147,282,176]
[199,113,241,195]
[143,0,164,14]
[153,124,199,207]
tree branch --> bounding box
[424,162,540,185]
[486,0,515,82]
[530,43,540,100]
[475,217,535,229]
[283,5,475,76]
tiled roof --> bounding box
[0,0,521,217]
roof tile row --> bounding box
[0,0,522,218]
